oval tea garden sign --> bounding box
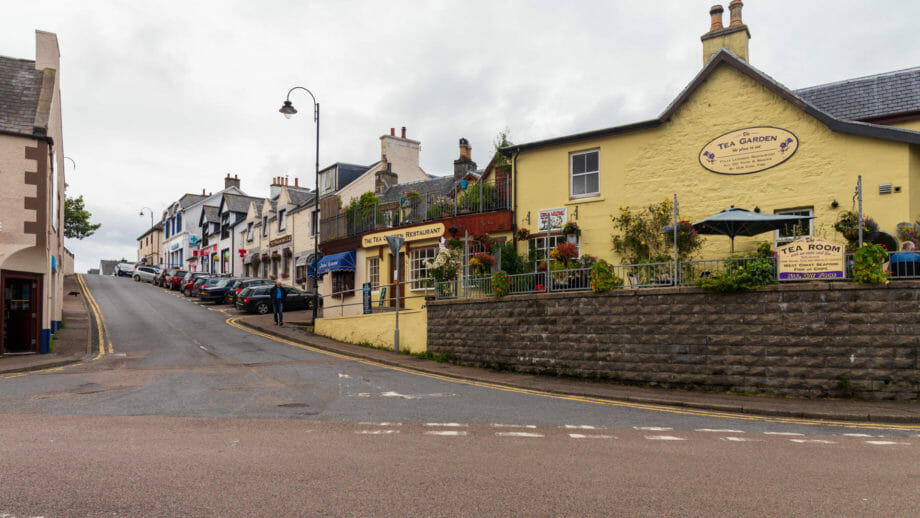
[699,126,798,175]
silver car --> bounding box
[133,265,160,283]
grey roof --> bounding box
[379,175,457,203]
[222,193,263,214]
[287,188,315,207]
[502,50,920,156]
[179,194,207,209]
[0,56,43,136]
[336,162,372,190]
[795,67,920,122]
[201,205,219,223]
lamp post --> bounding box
[139,207,154,228]
[279,86,321,323]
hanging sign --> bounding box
[699,126,798,175]
[537,208,567,232]
[777,237,845,280]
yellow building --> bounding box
[503,2,920,262]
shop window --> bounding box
[332,271,355,295]
[570,149,599,198]
[774,208,813,245]
[367,257,380,290]
[409,247,438,290]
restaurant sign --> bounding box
[777,237,845,280]
[269,235,292,247]
[538,207,567,232]
[699,126,798,175]
[362,223,445,248]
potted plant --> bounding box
[515,227,531,241]
[562,221,580,242]
[469,252,495,275]
[403,189,421,207]
[271,252,281,261]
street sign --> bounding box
[385,235,404,256]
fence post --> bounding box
[673,193,679,286]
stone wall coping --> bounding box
[426,280,920,307]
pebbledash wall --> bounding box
[427,283,920,400]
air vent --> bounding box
[879,183,893,194]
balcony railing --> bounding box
[320,178,511,242]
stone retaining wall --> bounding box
[426,282,920,400]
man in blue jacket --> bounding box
[271,281,287,326]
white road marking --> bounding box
[843,433,874,437]
[634,426,673,431]
[721,437,762,442]
[790,439,836,444]
[645,435,686,441]
[357,422,402,426]
[696,429,745,433]
[357,430,400,435]
[381,391,422,399]
[338,373,351,379]
[569,434,615,439]
[495,432,544,438]
[424,423,467,427]
[565,425,597,430]
[764,432,804,436]
[492,424,537,429]
[865,441,911,446]
[199,345,208,351]
[424,431,468,437]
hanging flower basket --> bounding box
[515,228,531,241]
[283,248,293,258]
[251,255,261,265]
[561,221,580,237]
[261,253,270,261]
[271,252,281,261]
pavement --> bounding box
[3,276,919,423]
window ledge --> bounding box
[565,196,605,206]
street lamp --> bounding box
[139,207,154,228]
[279,86,320,322]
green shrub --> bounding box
[492,270,511,298]
[590,259,622,293]
[850,243,889,285]
[459,182,500,212]
[696,256,777,292]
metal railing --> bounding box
[320,178,511,242]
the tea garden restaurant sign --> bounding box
[699,126,798,175]
[777,237,845,280]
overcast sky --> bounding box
[3,1,920,273]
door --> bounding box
[2,272,42,354]
[388,252,405,308]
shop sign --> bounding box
[777,237,845,280]
[270,235,292,247]
[538,208,567,232]
[699,126,798,175]
[170,242,180,251]
[362,223,445,248]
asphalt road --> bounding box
[0,275,917,516]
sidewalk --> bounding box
[240,312,920,424]
[0,275,94,375]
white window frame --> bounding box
[278,209,287,232]
[246,222,254,242]
[774,207,814,246]
[570,149,600,199]
[367,257,380,290]
[409,247,438,291]
[262,216,269,236]
[528,234,566,261]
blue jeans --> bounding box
[273,300,283,323]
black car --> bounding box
[225,278,274,305]
[198,277,237,303]
[235,285,313,314]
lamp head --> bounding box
[279,100,298,119]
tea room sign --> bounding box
[699,126,798,175]
[777,237,845,280]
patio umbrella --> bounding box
[692,207,814,253]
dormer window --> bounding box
[278,209,287,231]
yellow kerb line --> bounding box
[226,316,920,433]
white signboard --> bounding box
[538,207,567,232]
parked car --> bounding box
[198,277,239,303]
[181,273,211,296]
[155,267,176,287]
[114,262,136,277]
[225,278,274,305]
[133,265,160,283]
[190,276,214,298]
[235,285,314,314]
[165,269,188,290]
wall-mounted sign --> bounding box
[777,237,845,280]
[270,235,292,247]
[699,126,798,175]
[362,223,445,248]
[170,242,180,251]
[537,208,567,232]
[189,236,199,246]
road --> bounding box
[0,275,917,516]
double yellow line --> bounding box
[227,316,920,433]
[77,273,113,357]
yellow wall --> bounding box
[515,64,915,261]
[315,307,427,353]
[891,120,920,133]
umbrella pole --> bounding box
[730,236,735,254]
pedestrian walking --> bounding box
[271,281,287,326]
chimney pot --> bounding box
[709,4,724,31]
[202,188,206,195]
[728,0,743,26]
[295,178,299,187]
[401,126,406,139]
[390,127,395,136]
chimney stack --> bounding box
[401,126,406,139]
[294,177,299,187]
[454,137,477,180]
[375,162,398,194]
[390,127,395,136]
[701,2,749,64]
[270,176,284,199]
[224,173,241,190]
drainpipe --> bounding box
[511,150,519,243]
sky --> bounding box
[3,1,920,273]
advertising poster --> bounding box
[777,237,845,280]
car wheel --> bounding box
[256,302,269,314]
[133,275,140,281]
